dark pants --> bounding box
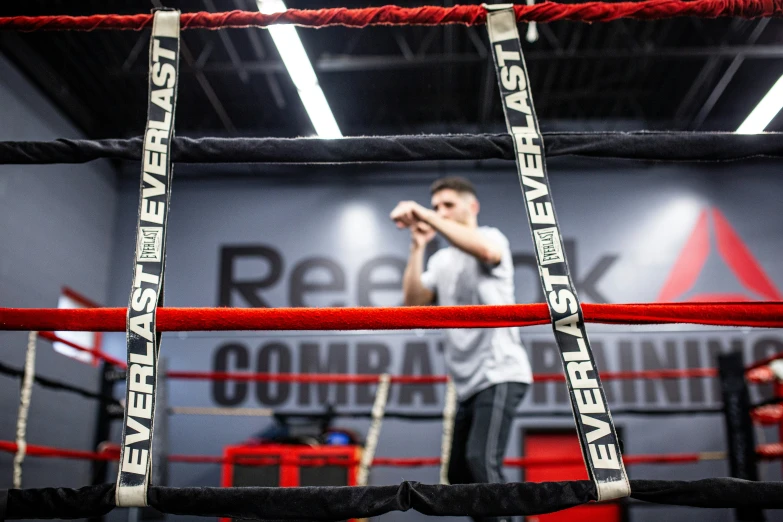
[447,382,529,522]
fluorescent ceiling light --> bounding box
[256,0,342,138]
[736,73,783,134]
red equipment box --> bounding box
[221,444,363,522]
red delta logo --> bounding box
[656,207,781,302]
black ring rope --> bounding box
[1,132,782,165]
[3,478,783,520]
[0,361,121,408]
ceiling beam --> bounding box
[689,18,771,129]
[204,0,249,84]
[233,0,286,110]
[150,0,237,134]
[672,18,746,124]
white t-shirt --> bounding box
[421,226,533,400]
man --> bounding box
[390,176,532,520]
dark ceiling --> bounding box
[1,0,782,140]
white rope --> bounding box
[770,359,783,381]
[525,0,539,42]
[357,373,390,486]
[169,406,275,416]
[698,451,728,461]
[13,331,38,489]
[439,379,457,484]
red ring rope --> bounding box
[0,441,117,461]
[0,1,778,32]
[747,366,777,384]
[166,367,717,383]
[2,302,782,332]
[752,404,783,425]
[747,352,783,371]
[168,371,447,384]
[757,442,783,458]
[38,331,126,368]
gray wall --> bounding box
[0,53,118,491]
[0,41,780,522]
[98,160,783,522]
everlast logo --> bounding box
[656,207,781,302]
[137,227,162,262]
[533,227,563,266]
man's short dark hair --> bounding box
[430,176,477,198]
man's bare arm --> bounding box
[402,223,435,306]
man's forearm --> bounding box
[403,246,433,306]
[422,212,501,265]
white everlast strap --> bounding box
[13,331,37,489]
[357,373,390,486]
[439,379,457,484]
[485,7,630,502]
[116,8,180,508]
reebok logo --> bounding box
[657,207,781,302]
